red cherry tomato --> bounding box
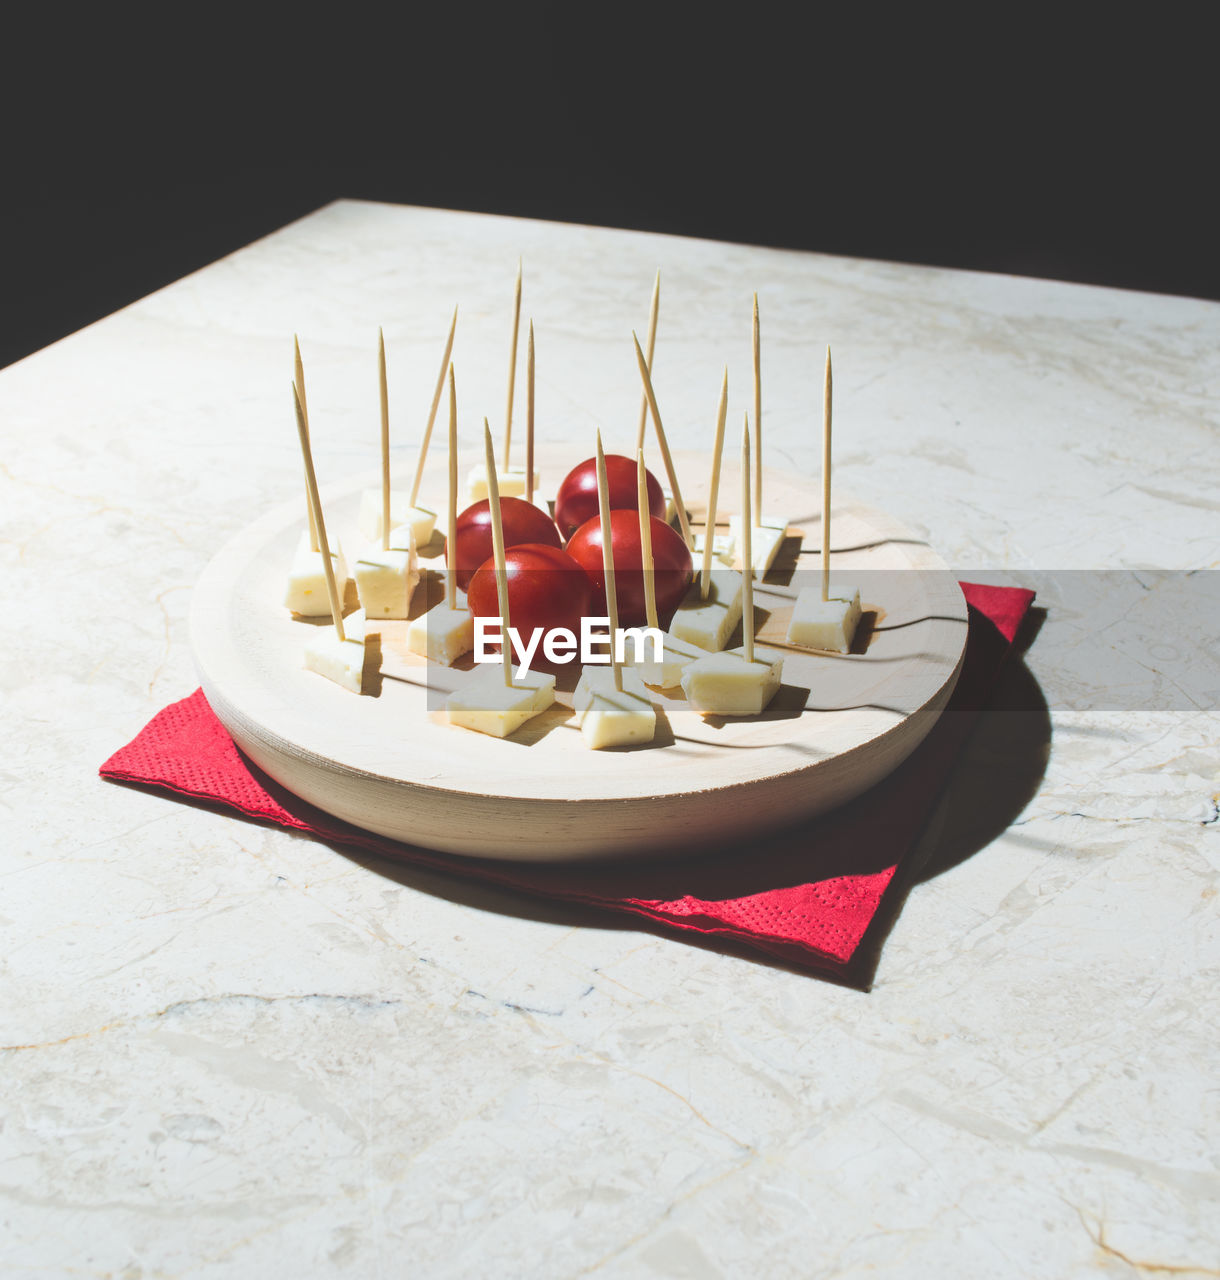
[448,497,561,591]
[566,508,693,628]
[467,543,595,666]
[554,454,665,540]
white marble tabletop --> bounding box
[3,200,1218,1277]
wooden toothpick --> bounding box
[446,364,458,611]
[526,319,535,504]
[822,345,832,602]
[741,413,754,664]
[701,367,729,600]
[408,305,459,509]
[503,259,523,468]
[632,330,693,550]
[637,448,658,631]
[294,335,319,552]
[752,292,762,516]
[595,431,623,692]
[635,270,660,453]
[483,419,513,687]
[378,327,390,551]
[292,383,344,642]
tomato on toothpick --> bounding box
[567,508,692,628]
[449,496,561,590]
[467,543,595,664]
[555,454,665,540]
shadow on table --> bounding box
[324,607,1052,990]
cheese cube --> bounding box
[303,610,368,694]
[680,645,784,716]
[284,530,350,617]
[406,602,474,665]
[728,514,788,579]
[574,666,656,748]
[692,529,736,566]
[358,489,437,549]
[353,529,419,620]
[446,663,556,738]
[669,568,744,652]
[466,464,540,504]
[631,630,707,689]
[787,586,862,654]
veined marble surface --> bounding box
[2,201,1218,1277]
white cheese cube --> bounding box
[631,630,707,689]
[692,529,737,566]
[446,663,556,738]
[353,530,419,621]
[466,464,540,505]
[573,666,656,749]
[303,612,368,694]
[669,568,744,652]
[406,602,474,665]
[787,586,862,654]
[728,514,788,578]
[284,530,350,617]
[680,645,784,717]
[358,489,437,548]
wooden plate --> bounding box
[189,447,968,860]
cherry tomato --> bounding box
[467,543,595,666]
[448,497,561,591]
[566,508,693,628]
[554,454,665,540]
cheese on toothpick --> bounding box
[354,528,419,620]
[284,530,350,616]
[787,586,862,653]
[728,514,787,579]
[681,646,784,716]
[291,382,367,693]
[681,417,783,716]
[447,662,556,738]
[575,434,656,749]
[790,347,861,655]
[304,610,368,694]
[575,666,656,748]
[357,491,437,548]
[466,464,541,505]
[407,601,473,664]
[409,365,474,665]
[626,447,699,689]
[446,417,555,736]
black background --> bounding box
[2,8,1213,371]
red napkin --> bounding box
[100,583,1034,980]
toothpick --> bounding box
[483,419,513,687]
[634,270,660,453]
[503,260,522,468]
[637,448,658,631]
[701,367,729,600]
[596,431,623,692]
[292,383,344,642]
[526,319,535,504]
[752,292,762,516]
[742,413,754,664]
[378,327,390,551]
[632,330,693,550]
[446,364,458,611]
[294,335,319,552]
[408,304,458,509]
[822,345,832,602]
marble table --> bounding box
[3,201,1218,1277]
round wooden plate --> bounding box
[190,448,968,861]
